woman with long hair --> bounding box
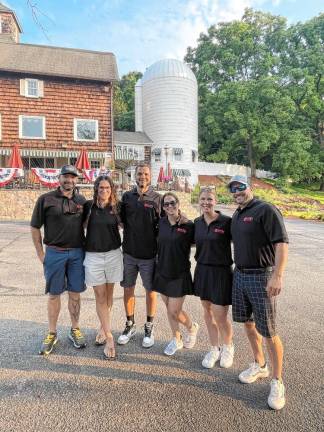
[194,187,234,369]
[83,175,123,359]
[152,192,198,356]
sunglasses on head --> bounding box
[163,200,177,208]
[229,184,248,193]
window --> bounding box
[192,150,197,162]
[173,148,183,161]
[91,160,100,169]
[69,157,77,166]
[74,119,98,142]
[152,148,161,162]
[20,79,43,98]
[19,115,46,139]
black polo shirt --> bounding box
[84,201,121,253]
[231,198,289,268]
[121,186,162,259]
[156,217,194,278]
[30,188,86,248]
[194,212,233,266]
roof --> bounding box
[0,2,23,33]
[0,42,119,81]
[114,131,153,145]
[141,59,196,84]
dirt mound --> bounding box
[250,177,275,190]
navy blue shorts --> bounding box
[232,268,277,338]
[43,247,86,295]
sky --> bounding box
[3,0,323,76]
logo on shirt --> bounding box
[214,228,224,234]
[243,217,253,223]
[144,203,153,208]
[177,228,187,233]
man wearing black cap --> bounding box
[31,165,87,355]
[228,175,289,410]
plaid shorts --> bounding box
[232,268,277,338]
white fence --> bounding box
[194,162,275,180]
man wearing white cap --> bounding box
[228,175,289,410]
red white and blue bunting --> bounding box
[0,168,18,187]
[31,168,61,188]
[83,169,110,183]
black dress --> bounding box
[153,217,194,298]
[194,212,233,306]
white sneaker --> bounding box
[268,379,286,410]
[220,344,234,368]
[239,362,270,384]
[164,338,183,356]
[202,348,220,369]
[183,322,199,349]
[117,320,136,345]
[142,322,154,348]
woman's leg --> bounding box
[201,300,220,346]
[211,304,232,345]
[93,283,115,357]
[167,297,192,340]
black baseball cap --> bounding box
[60,165,78,176]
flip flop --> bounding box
[103,338,116,360]
[95,333,107,346]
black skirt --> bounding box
[194,263,233,306]
[152,271,194,298]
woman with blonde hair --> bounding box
[152,192,198,356]
[83,175,123,359]
[194,187,234,368]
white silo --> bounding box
[135,59,198,185]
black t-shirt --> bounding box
[231,198,289,268]
[30,188,86,248]
[84,201,121,252]
[194,212,233,266]
[156,217,194,278]
[121,187,162,259]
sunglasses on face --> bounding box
[163,201,177,208]
[229,184,248,193]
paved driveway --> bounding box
[0,218,323,432]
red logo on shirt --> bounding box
[144,203,153,208]
[214,228,224,234]
[243,217,253,223]
[177,228,187,233]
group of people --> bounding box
[30,163,289,411]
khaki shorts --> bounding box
[84,248,123,286]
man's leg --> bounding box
[140,257,157,348]
[146,288,157,318]
[244,321,266,366]
[124,285,136,318]
[48,294,61,333]
[265,335,283,380]
[68,291,81,329]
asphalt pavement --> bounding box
[0,217,323,432]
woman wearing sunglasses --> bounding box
[194,187,234,369]
[83,175,123,360]
[152,192,198,356]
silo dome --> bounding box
[136,59,198,185]
[141,59,197,84]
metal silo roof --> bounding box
[141,59,196,84]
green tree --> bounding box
[114,71,142,131]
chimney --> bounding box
[0,3,23,43]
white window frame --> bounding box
[74,119,99,142]
[25,79,39,98]
[19,115,46,139]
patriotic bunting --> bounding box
[31,168,61,188]
[83,169,110,182]
[0,168,18,187]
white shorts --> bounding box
[84,248,123,286]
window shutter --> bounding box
[20,79,26,96]
[38,80,44,97]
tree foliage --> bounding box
[185,9,324,186]
[114,71,142,131]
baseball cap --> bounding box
[60,165,79,176]
[228,175,250,187]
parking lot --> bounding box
[0,218,323,432]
